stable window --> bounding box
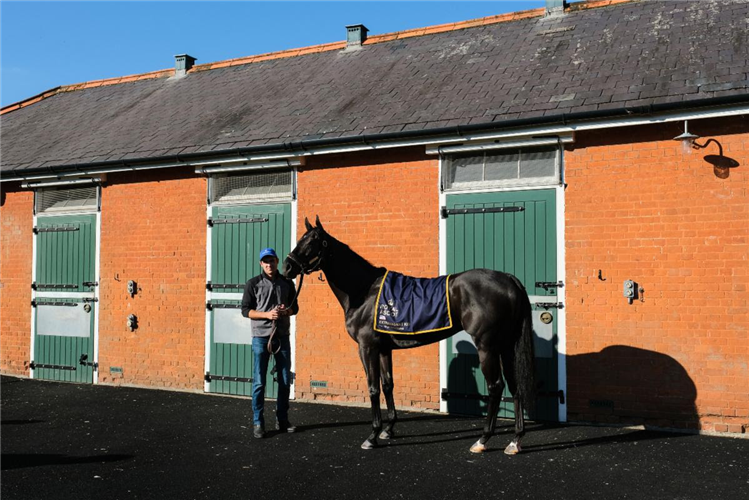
[35,186,99,214]
[209,170,293,205]
[443,146,559,191]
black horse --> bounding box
[284,217,536,455]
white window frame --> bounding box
[442,146,562,192]
[208,169,296,207]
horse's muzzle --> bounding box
[283,257,299,279]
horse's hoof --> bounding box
[361,440,376,450]
[379,430,393,440]
[504,441,521,455]
[469,440,487,454]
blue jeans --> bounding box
[251,335,292,427]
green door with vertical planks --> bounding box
[444,189,560,422]
[208,204,291,396]
[33,214,96,383]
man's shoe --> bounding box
[276,420,297,433]
[253,425,266,439]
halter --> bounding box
[285,239,328,275]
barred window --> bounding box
[210,170,293,205]
[443,146,559,191]
[35,186,99,214]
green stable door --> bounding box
[32,214,97,383]
[445,189,560,422]
[207,204,292,396]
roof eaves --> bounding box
[8,92,749,181]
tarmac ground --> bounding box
[2,375,748,499]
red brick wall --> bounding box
[0,186,33,374]
[294,149,441,409]
[3,119,746,436]
[97,170,206,390]
[565,118,749,434]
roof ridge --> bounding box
[1,0,639,115]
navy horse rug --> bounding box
[374,271,453,335]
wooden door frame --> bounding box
[203,178,298,397]
[437,162,567,423]
[30,209,101,384]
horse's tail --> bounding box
[512,278,536,412]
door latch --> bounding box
[79,354,98,370]
[536,281,564,289]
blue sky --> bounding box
[1,1,546,107]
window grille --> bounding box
[210,170,293,205]
[443,146,559,191]
[35,186,99,214]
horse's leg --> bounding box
[358,344,382,450]
[470,347,505,454]
[501,350,525,455]
[378,350,397,440]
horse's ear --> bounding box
[315,215,324,231]
[304,217,313,232]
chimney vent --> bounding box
[174,54,197,77]
[346,24,368,48]
[545,0,566,15]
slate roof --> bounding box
[2,0,749,175]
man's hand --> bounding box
[267,305,287,320]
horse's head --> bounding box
[284,216,330,279]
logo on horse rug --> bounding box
[374,271,453,334]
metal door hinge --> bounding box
[441,389,565,405]
[32,300,78,307]
[204,372,253,383]
[538,390,565,404]
[440,389,512,403]
[207,217,269,227]
[32,283,78,290]
[206,301,242,311]
[33,226,80,234]
[536,281,564,289]
[536,302,564,309]
[30,361,77,371]
[206,282,245,291]
[441,206,524,219]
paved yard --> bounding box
[2,376,748,499]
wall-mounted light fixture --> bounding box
[672,121,700,154]
[673,120,740,178]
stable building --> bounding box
[2,0,748,435]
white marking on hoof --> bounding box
[470,440,487,454]
[504,440,521,455]
[379,430,392,440]
[361,440,376,450]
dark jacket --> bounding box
[241,273,299,337]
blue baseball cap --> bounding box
[258,248,278,260]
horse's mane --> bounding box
[327,235,385,276]
[322,232,386,309]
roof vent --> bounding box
[545,0,566,15]
[174,54,197,77]
[346,24,368,48]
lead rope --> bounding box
[267,273,305,356]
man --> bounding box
[241,247,299,439]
